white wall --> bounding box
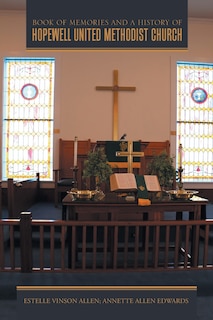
[0,11,213,172]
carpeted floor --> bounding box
[1,202,213,319]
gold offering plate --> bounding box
[167,190,199,200]
[68,189,96,200]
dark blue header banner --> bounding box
[26,0,188,49]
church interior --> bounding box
[0,3,213,201]
[0,1,213,319]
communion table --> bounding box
[62,193,208,268]
[62,193,207,221]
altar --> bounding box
[62,193,208,268]
[54,138,171,206]
[62,193,208,222]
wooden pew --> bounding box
[7,173,40,218]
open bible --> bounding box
[110,173,161,196]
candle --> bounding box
[179,143,183,168]
[74,136,78,167]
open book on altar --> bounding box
[110,173,161,197]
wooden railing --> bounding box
[0,213,213,273]
[7,173,40,218]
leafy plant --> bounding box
[146,151,176,188]
[83,147,113,184]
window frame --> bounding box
[2,57,55,181]
[171,58,213,188]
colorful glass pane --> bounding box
[191,87,208,104]
[2,58,55,180]
[177,62,213,182]
[21,83,39,100]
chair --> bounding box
[54,138,91,207]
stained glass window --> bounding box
[2,58,55,181]
[177,61,213,182]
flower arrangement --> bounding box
[146,151,176,189]
[83,147,113,185]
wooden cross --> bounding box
[116,141,144,173]
[96,70,136,140]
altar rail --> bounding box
[1,214,213,273]
[7,173,40,218]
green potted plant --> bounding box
[83,147,113,198]
[146,151,176,190]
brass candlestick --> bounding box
[71,166,78,190]
[178,166,184,190]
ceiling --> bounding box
[0,0,213,19]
